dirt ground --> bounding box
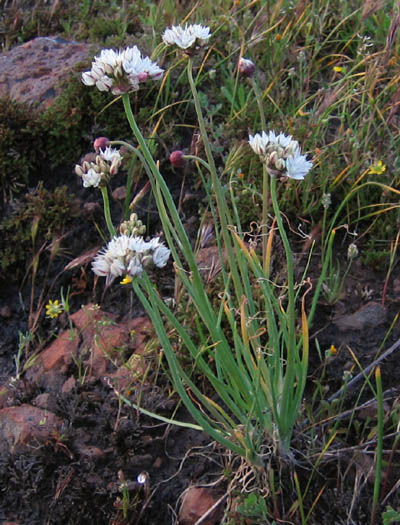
[0,158,399,524]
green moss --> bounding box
[0,183,78,281]
[0,98,47,200]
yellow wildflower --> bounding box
[368,160,386,175]
[45,299,63,319]
[333,66,344,73]
[120,275,133,285]
[329,344,337,355]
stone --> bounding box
[179,487,223,525]
[333,302,387,332]
[0,36,93,108]
[0,404,63,454]
[26,329,79,390]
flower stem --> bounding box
[250,76,267,130]
[269,173,298,447]
[262,164,270,271]
[100,185,116,237]
[187,59,243,298]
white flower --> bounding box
[162,24,211,50]
[92,234,170,285]
[285,153,313,180]
[75,147,123,187]
[82,167,102,188]
[82,46,163,95]
[152,243,171,268]
[249,131,270,156]
[100,146,121,163]
[249,130,312,180]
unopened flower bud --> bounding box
[170,150,185,168]
[75,164,84,177]
[94,137,110,152]
[347,243,359,260]
[238,57,256,78]
[321,193,331,209]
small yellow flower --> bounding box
[329,344,337,355]
[45,299,63,319]
[333,66,344,73]
[120,275,133,285]
[368,160,386,175]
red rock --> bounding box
[62,376,76,394]
[0,37,93,108]
[33,393,54,410]
[26,329,79,390]
[0,404,63,454]
[41,329,79,371]
[179,487,223,525]
[26,306,155,393]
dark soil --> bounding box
[1,167,399,524]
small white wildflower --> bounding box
[285,153,313,180]
[162,24,211,50]
[75,147,123,187]
[82,167,102,188]
[82,46,163,95]
[137,472,148,485]
[249,130,312,180]
[152,243,171,268]
[92,234,170,285]
[100,146,121,163]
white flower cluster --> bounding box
[92,234,170,285]
[162,24,211,50]
[249,131,313,180]
[82,46,164,95]
[75,147,123,188]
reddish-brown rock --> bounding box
[26,329,79,390]
[0,404,63,454]
[179,487,223,525]
[0,36,94,108]
[26,305,155,394]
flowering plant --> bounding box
[79,29,332,464]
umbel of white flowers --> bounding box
[249,131,313,180]
[82,46,164,95]
[75,147,123,188]
[92,234,171,286]
[162,24,211,50]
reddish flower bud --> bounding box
[169,150,185,168]
[238,57,256,78]
[94,136,110,152]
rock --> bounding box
[112,185,127,200]
[179,487,223,525]
[0,36,93,108]
[26,305,155,394]
[0,383,16,409]
[0,404,63,454]
[0,305,12,318]
[333,302,387,332]
[61,375,76,394]
[26,329,80,390]
[33,392,57,412]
